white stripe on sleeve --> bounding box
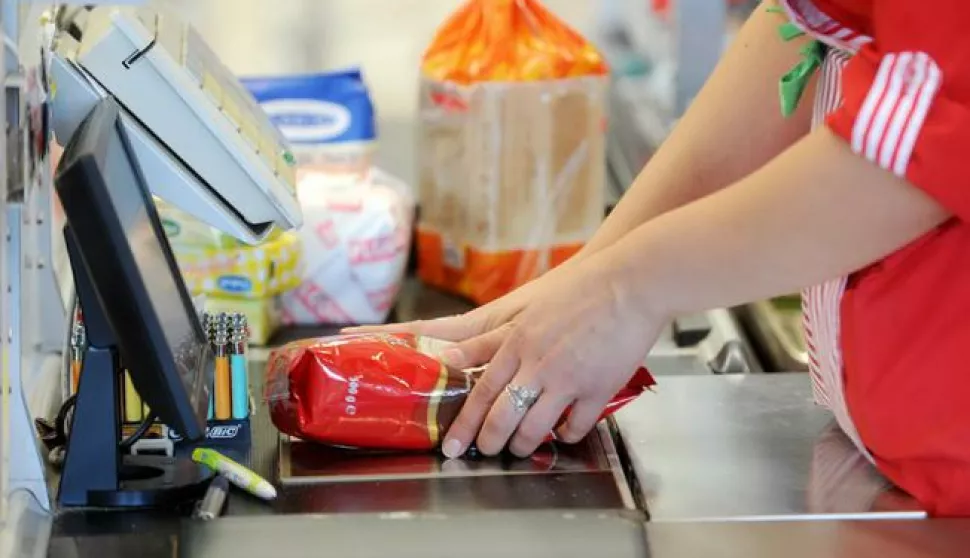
[865,53,910,161]
[851,54,896,154]
[879,54,927,169]
[850,52,943,178]
[892,55,942,176]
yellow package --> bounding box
[174,233,302,300]
[418,0,609,305]
[203,296,280,346]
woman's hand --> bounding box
[344,267,566,368]
[439,258,662,459]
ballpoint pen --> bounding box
[203,312,215,420]
[70,331,82,394]
[70,311,85,394]
[194,475,229,520]
[213,314,232,420]
[230,313,249,419]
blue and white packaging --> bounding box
[242,68,377,177]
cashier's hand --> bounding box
[343,260,661,458]
[439,261,660,459]
[342,277,543,363]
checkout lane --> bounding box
[28,4,970,558]
[47,279,928,528]
[48,343,968,558]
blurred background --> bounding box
[158,0,792,374]
[170,0,599,185]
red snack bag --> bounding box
[265,333,655,451]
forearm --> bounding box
[603,129,949,318]
[573,1,816,266]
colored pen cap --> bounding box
[230,313,247,343]
[214,319,229,346]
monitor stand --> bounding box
[58,227,214,508]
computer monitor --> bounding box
[55,98,214,507]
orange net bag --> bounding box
[417,0,609,305]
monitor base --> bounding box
[58,228,213,509]
[81,455,214,509]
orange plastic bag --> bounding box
[417,0,609,305]
[422,0,607,83]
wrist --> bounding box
[590,245,671,325]
[530,249,583,285]
[590,233,673,321]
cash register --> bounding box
[47,3,302,508]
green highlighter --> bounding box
[192,448,277,501]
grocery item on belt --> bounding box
[418,0,609,305]
[241,68,376,179]
[277,167,414,325]
[264,333,655,451]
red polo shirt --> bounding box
[782,0,970,516]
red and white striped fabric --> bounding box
[781,0,871,53]
[801,48,872,461]
[848,53,942,179]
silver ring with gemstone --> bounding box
[505,384,541,414]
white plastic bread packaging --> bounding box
[279,168,414,325]
[241,68,412,324]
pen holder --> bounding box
[167,311,255,451]
[167,416,253,451]
[70,307,257,454]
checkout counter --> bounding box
[45,320,970,558]
[2,4,970,558]
[44,281,964,557]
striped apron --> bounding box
[802,47,875,463]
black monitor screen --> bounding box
[55,99,212,440]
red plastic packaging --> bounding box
[265,333,656,451]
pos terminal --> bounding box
[43,2,303,510]
[55,98,214,508]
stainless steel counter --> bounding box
[173,513,970,558]
[52,510,970,558]
[614,373,925,521]
[51,366,970,558]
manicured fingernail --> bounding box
[440,458,469,474]
[442,438,463,459]
[441,348,464,367]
